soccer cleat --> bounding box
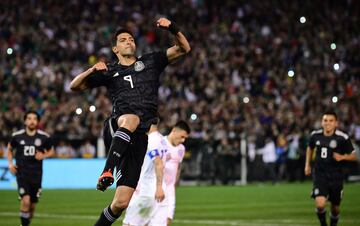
[96,170,114,192]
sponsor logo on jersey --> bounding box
[35,138,42,146]
[316,141,320,145]
[329,140,337,148]
[134,61,145,72]
[113,72,119,77]
[20,140,25,145]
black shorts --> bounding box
[103,118,148,189]
[16,176,42,203]
[311,176,343,205]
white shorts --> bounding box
[150,198,169,226]
[123,195,160,226]
[166,194,176,220]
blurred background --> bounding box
[1,0,360,188]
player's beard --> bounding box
[27,124,37,131]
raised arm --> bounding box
[156,18,191,63]
[69,62,108,92]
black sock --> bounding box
[330,213,339,226]
[20,211,30,226]
[102,127,132,174]
[316,208,327,226]
[94,206,121,226]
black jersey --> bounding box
[86,51,168,131]
[10,129,52,182]
[309,129,354,178]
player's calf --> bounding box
[316,208,327,226]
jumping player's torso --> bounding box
[87,52,168,131]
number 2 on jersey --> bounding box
[124,75,134,88]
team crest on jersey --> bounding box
[20,140,25,145]
[329,140,337,148]
[35,138,42,146]
[134,61,145,71]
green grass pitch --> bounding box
[0,182,359,226]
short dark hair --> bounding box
[112,28,134,47]
[24,110,40,121]
[323,110,337,120]
[174,120,191,134]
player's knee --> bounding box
[118,114,140,132]
[315,198,326,209]
[21,196,31,209]
[111,198,130,211]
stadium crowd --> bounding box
[1,0,359,182]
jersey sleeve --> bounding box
[9,136,17,149]
[178,145,186,163]
[147,135,162,161]
[86,70,109,88]
[43,136,53,150]
[308,134,316,149]
[342,137,354,154]
[153,51,169,71]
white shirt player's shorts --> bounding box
[123,195,165,226]
[166,194,176,220]
[148,202,168,226]
[123,195,155,226]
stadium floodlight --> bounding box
[288,70,295,77]
[89,105,96,112]
[333,63,340,71]
[332,96,338,103]
[76,107,83,115]
[190,113,197,121]
[243,97,250,104]
[7,48,13,55]
[300,16,306,24]
[330,43,337,50]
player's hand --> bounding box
[35,151,45,160]
[304,165,311,176]
[90,62,108,72]
[156,18,171,29]
[9,163,17,174]
[333,152,344,161]
[155,188,165,202]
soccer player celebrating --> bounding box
[7,111,54,226]
[305,111,357,226]
[153,121,190,225]
[123,123,167,226]
[70,18,190,226]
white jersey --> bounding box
[153,136,185,221]
[164,136,185,189]
[123,131,168,226]
[136,131,167,197]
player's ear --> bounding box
[112,46,118,54]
